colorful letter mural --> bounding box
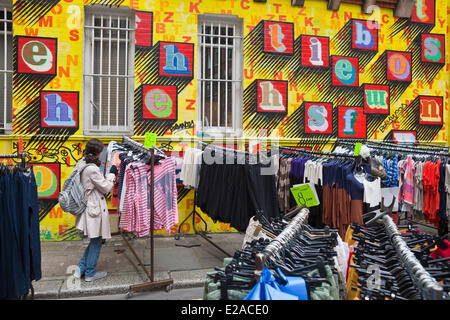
[3,0,449,241]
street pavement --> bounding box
[33,232,245,300]
[60,287,204,300]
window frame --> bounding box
[82,5,135,136]
[196,14,244,138]
[0,1,12,134]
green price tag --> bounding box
[354,143,362,156]
[290,183,320,208]
[145,133,157,148]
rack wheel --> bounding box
[165,284,173,293]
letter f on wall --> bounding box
[343,109,357,135]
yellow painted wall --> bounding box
[5,0,449,240]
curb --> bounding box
[32,269,214,299]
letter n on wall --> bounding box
[418,96,443,126]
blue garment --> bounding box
[28,170,42,281]
[78,237,103,278]
[0,169,40,299]
[244,268,304,300]
[390,155,399,187]
[382,158,391,187]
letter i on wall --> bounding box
[300,35,330,68]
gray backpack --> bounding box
[58,163,95,216]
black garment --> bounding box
[196,156,280,232]
[0,168,40,300]
[438,162,447,220]
[308,184,324,228]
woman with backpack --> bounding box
[73,138,118,282]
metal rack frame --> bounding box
[382,214,444,300]
[121,136,174,294]
[254,208,310,280]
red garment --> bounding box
[110,152,122,208]
[423,161,440,226]
[346,250,353,281]
[430,240,450,260]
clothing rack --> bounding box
[0,152,28,168]
[336,141,449,157]
[337,138,449,152]
[175,141,252,257]
[381,214,444,300]
[199,141,268,164]
[121,136,174,294]
[276,145,356,159]
[0,151,33,299]
[337,139,448,230]
[336,139,449,156]
[254,208,310,280]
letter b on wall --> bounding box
[351,19,378,51]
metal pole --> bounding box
[150,148,155,282]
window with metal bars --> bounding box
[83,6,135,135]
[0,6,12,134]
[197,14,243,137]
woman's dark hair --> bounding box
[83,138,104,166]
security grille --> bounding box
[0,7,12,133]
[197,15,243,136]
[83,8,135,134]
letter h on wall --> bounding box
[40,91,79,129]
[158,41,194,78]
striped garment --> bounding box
[121,158,178,236]
[402,156,415,206]
[153,158,178,231]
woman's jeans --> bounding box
[78,237,103,278]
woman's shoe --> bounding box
[85,272,107,282]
